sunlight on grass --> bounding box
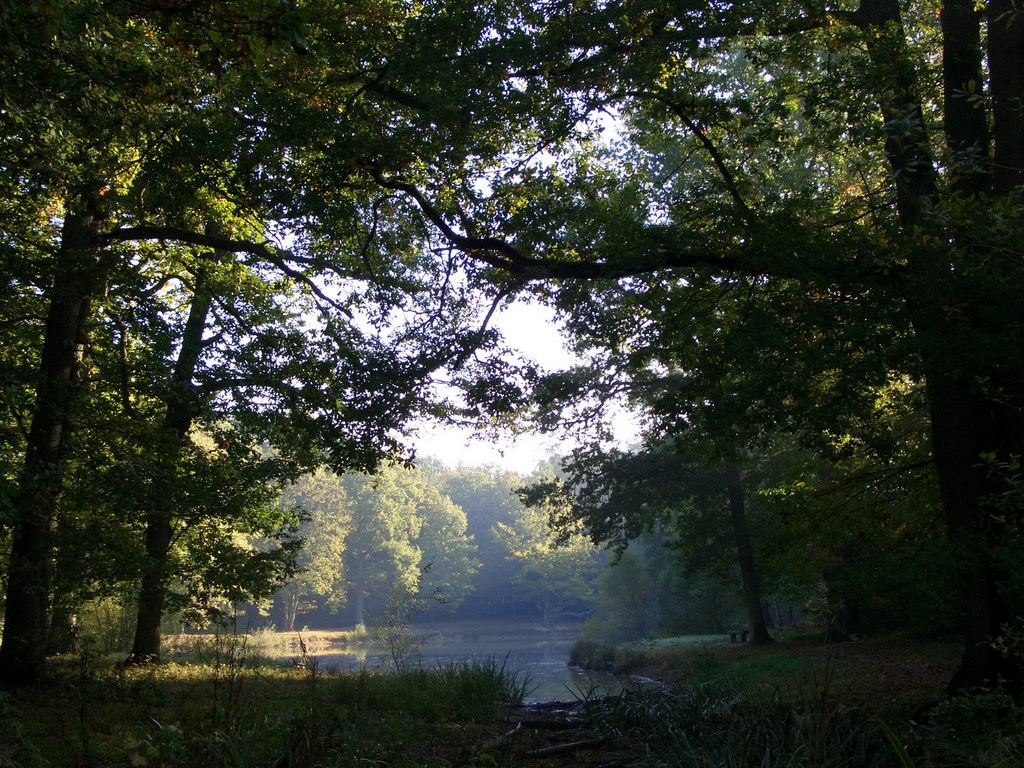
[0,641,530,768]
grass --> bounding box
[4,628,1022,767]
[572,630,961,708]
[568,631,1024,767]
[164,624,372,659]
[0,639,530,767]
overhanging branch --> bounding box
[369,170,743,281]
[102,225,351,314]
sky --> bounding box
[408,300,574,475]
[409,300,640,475]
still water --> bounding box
[301,630,650,703]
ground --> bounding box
[493,633,963,767]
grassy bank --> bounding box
[4,630,1023,766]
[568,632,1024,767]
[571,631,963,707]
[0,637,528,767]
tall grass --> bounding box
[582,670,1024,767]
[0,639,531,767]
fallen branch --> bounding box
[481,722,523,751]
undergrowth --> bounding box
[3,632,1022,767]
[581,665,1024,767]
[0,639,530,768]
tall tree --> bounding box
[498,465,601,628]
[0,0,500,680]
[0,0,202,680]
[274,470,351,632]
[1,0,491,681]
[340,466,425,626]
[414,478,479,616]
[373,0,1024,691]
[432,465,525,618]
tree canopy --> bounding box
[2,0,1022,693]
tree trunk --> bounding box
[988,0,1024,195]
[127,235,218,664]
[281,587,300,632]
[941,0,990,195]
[0,201,102,685]
[724,463,772,645]
[855,0,1023,692]
[927,374,1024,692]
[353,588,365,627]
[46,603,79,655]
[128,514,175,663]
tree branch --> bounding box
[102,225,351,314]
[644,91,752,221]
[368,170,742,281]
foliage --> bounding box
[3,0,547,679]
[340,463,478,626]
[249,462,613,632]
[495,465,602,627]
[349,0,1024,689]
[273,470,351,631]
[4,0,1022,695]
[588,546,662,641]
[0,647,529,767]
[431,464,528,618]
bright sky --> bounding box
[409,300,640,475]
[408,300,573,475]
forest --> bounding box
[2,0,1023,740]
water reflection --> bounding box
[301,631,648,703]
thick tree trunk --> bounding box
[0,202,102,685]
[724,463,772,645]
[926,374,1024,692]
[128,514,175,663]
[941,0,990,194]
[127,237,218,664]
[926,0,1023,692]
[988,0,1024,195]
[854,0,1023,692]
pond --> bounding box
[292,626,655,703]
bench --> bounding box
[728,628,749,643]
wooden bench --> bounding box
[728,628,749,643]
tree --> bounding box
[525,444,775,643]
[0,0,206,681]
[413,477,479,616]
[371,0,1024,691]
[590,545,660,641]
[1,0,492,681]
[343,469,418,627]
[431,464,526,618]
[274,470,351,632]
[497,466,601,628]
[759,408,949,639]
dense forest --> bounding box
[243,459,794,639]
[2,0,1023,704]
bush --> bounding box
[569,638,616,668]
